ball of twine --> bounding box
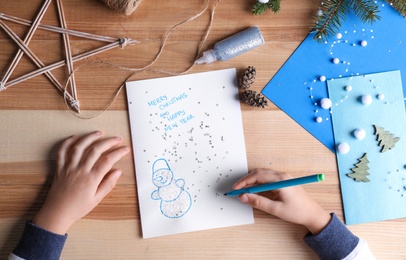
[100,0,142,16]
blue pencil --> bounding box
[224,174,325,196]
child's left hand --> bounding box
[33,131,130,235]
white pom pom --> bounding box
[361,95,372,105]
[377,93,385,100]
[354,128,366,140]
[336,33,343,39]
[316,117,323,123]
[319,75,326,82]
[361,40,368,47]
[345,85,352,91]
[258,0,270,3]
[320,98,332,109]
[333,58,340,64]
[317,9,323,16]
[337,142,350,154]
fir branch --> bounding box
[350,0,381,23]
[253,2,267,15]
[267,0,281,13]
[312,0,350,42]
[252,0,281,15]
[386,0,406,17]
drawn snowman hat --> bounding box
[152,158,171,173]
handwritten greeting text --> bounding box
[148,92,195,132]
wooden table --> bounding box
[0,0,405,259]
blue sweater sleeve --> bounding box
[303,213,359,260]
[12,221,67,260]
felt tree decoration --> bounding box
[374,125,400,153]
[347,153,370,182]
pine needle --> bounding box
[312,0,350,42]
[252,0,282,15]
[350,0,380,23]
[253,3,267,15]
[386,0,406,17]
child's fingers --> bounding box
[91,146,130,181]
[233,169,289,190]
[95,169,122,202]
[238,193,283,216]
[57,135,78,172]
[68,131,103,167]
[80,137,123,171]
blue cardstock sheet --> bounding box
[327,70,406,225]
[262,3,406,152]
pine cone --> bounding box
[240,90,268,108]
[238,66,256,89]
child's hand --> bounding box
[233,169,331,235]
[33,131,130,235]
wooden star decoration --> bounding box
[0,0,138,113]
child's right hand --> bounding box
[232,169,331,235]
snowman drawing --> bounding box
[151,158,192,218]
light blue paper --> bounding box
[262,3,406,152]
[328,70,406,225]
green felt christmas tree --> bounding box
[374,125,400,153]
[347,153,370,182]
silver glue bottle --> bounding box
[196,25,265,64]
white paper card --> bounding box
[126,68,254,238]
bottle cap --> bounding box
[196,49,217,64]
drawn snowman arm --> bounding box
[151,190,160,200]
[175,179,185,188]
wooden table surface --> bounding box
[1,0,405,259]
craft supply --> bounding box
[238,66,256,89]
[361,95,372,105]
[320,98,332,109]
[353,128,366,140]
[0,0,139,113]
[0,13,118,43]
[224,174,325,196]
[337,142,350,154]
[261,4,406,152]
[126,68,253,238]
[56,0,79,111]
[328,70,406,225]
[100,0,142,15]
[0,20,78,110]
[1,0,52,86]
[239,90,268,108]
[374,125,400,153]
[196,26,264,64]
[0,0,223,117]
[347,153,370,182]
